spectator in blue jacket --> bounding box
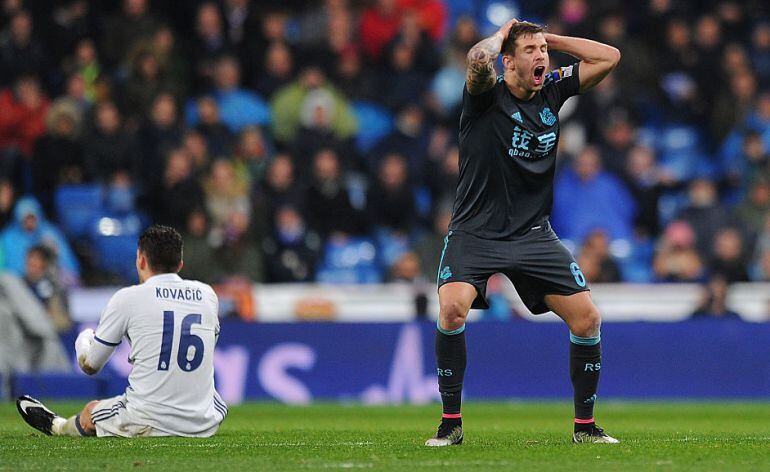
[552,145,637,245]
[1,197,79,284]
[186,55,270,132]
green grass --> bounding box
[2,401,770,471]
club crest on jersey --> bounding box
[439,266,453,280]
[539,107,556,126]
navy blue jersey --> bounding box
[450,63,581,239]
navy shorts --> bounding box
[436,221,589,313]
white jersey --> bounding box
[94,273,225,436]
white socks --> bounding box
[51,415,84,437]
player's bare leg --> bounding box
[546,291,619,443]
[17,396,97,437]
[425,282,476,447]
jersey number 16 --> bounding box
[157,311,205,372]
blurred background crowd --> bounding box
[1,0,770,321]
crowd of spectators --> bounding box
[1,0,770,299]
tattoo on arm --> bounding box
[466,34,503,95]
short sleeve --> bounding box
[543,62,581,111]
[461,81,498,120]
[94,290,128,347]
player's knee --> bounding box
[439,300,470,330]
[80,400,99,434]
[570,306,601,337]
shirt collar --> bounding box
[145,273,183,284]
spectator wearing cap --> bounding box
[0,197,79,284]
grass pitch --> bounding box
[2,401,770,470]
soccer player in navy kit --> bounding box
[425,20,621,446]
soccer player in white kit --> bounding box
[17,225,227,438]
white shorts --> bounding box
[90,394,220,438]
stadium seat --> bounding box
[642,124,711,182]
[89,214,143,283]
[351,101,394,153]
[54,185,104,239]
[375,230,410,269]
[616,238,655,283]
[316,237,382,284]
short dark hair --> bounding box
[138,225,183,273]
[502,21,546,55]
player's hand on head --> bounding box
[498,19,518,39]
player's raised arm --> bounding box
[465,19,517,95]
[544,33,621,93]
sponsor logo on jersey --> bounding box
[539,107,556,126]
[507,126,557,160]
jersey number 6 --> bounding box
[157,311,205,372]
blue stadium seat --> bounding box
[316,237,382,284]
[89,214,143,283]
[54,185,103,238]
[375,230,410,269]
[351,101,394,153]
[643,124,711,182]
[616,238,655,283]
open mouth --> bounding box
[533,66,546,85]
